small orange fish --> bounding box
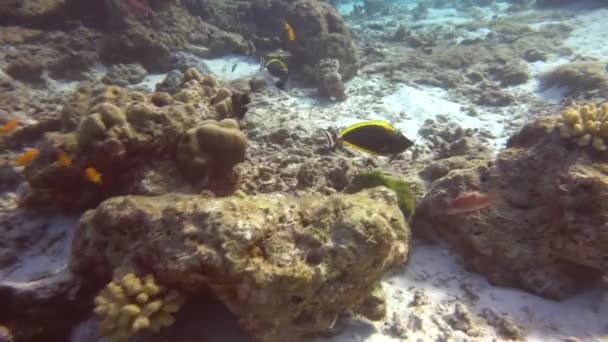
[284,22,295,41]
[84,166,102,184]
[56,151,72,167]
[447,190,500,214]
[0,119,18,134]
[15,148,39,167]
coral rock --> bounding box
[413,114,608,299]
[70,188,410,341]
[102,63,148,87]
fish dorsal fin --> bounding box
[338,120,396,138]
[265,58,282,67]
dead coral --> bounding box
[539,62,608,100]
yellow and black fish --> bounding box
[323,120,414,161]
[260,56,288,89]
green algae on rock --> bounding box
[346,170,416,219]
[69,188,410,341]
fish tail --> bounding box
[322,128,340,150]
[259,56,266,71]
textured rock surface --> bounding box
[316,58,346,101]
[1,26,100,83]
[102,63,148,87]
[539,62,608,100]
[70,188,410,341]
[0,0,66,26]
[0,196,88,342]
[412,114,607,299]
[100,0,248,71]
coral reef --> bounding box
[100,0,248,71]
[102,64,148,87]
[412,114,608,300]
[316,58,346,101]
[1,26,100,83]
[21,68,248,209]
[176,118,247,192]
[558,101,608,152]
[70,188,410,341]
[345,170,416,219]
[244,0,358,83]
[94,273,184,342]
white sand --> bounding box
[0,214,77,283]
[318,243,608,342]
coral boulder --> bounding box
[69,188,410,341]
[412,110,608,300]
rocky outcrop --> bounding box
[70,188,410,341]
[412,111,608,300]
[2,26,100,83]
[0,198,89,342]
[0,0,67,27]
[100,0,248,72]
[539,62,608,101]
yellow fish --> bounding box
[323,120,414,161]
[284,22,295,41]
[15,148,39,167]
[84,166,102,184]
[56,151,72,167]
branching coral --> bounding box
[93,273,184,342]
[559,101,608,152]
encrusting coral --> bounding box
[558,101,608,152]
[93,273,184,342]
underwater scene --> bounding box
[1,0,608,341]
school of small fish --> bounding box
[2,118,102,185]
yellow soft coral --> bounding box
[559,101,608,151]
[94,273,185,342]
